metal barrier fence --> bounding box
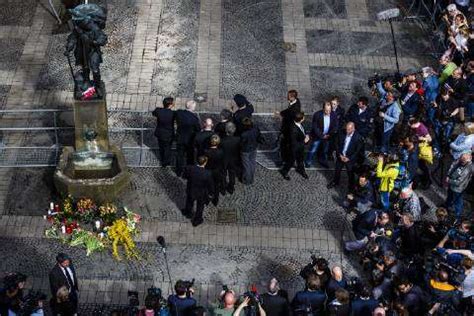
[0,109,281,168]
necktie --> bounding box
[64,268,75,292]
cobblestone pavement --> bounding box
[0,0,446,310]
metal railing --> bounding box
[0,109,281,168]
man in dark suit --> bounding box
[305,101,337,168]
[280,112,309,180]
[328,122,364,192]
[182,156,214,227]
[350,285,379,316]
[175,100,201,177]
[278,90,301,164]
[260,278,290,316]
[400,81,422,121]
[291,276,327,315]
[194,118,214,158]
[345,96,374,139]
[152,97,175,167]
[49,253,79,314]
[232,94,254,135]
[220,122,240,194]
[204,135,225,206]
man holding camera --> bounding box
[168,280,197,316]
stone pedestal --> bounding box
[54,97,130,203]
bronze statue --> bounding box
[64,3,107,100]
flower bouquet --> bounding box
[43,196,142,260]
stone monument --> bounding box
[54,3,129,202]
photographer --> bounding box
[422,208,452,248]
[428,270,462,313]
[437,219,472,251]
[211,288,237,316]
[233,295,266,316]
[372,252,403,301]
[342,173,374,214]
[168,280,197,316]
[291,275,326,316]
[395,278,429,315]
[326,266,347,303]
[0,273,26,316]
[345,210,390,251]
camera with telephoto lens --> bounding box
[18,290,46,315]
[182,279,195,296]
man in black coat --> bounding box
[182,156,214,227]
[291,276,327,316]
[152,97,175,167]
[280,112,309,180]
[232,94,254,135]
[194,118,214,158]
[220,122,240,194]
[344,96,374,139]
[260,278,290,316]
[204,135,225,206]
[305,101,338,168]
[278,90,301,164]
[175,100,201,177]
[49,253,79,314]
[328,122,364,192]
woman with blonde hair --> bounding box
[53,286,76,316]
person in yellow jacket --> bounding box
[376,154,400,211]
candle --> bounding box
[50,202,54,210]
[61,225,66,234]
[95,220,101,230]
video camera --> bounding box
[425,249,466,286]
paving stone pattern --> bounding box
[0,0,444,309]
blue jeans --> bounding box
[434,121,454,152]
[446,189,464,219]
[380,191,390,211]
[305,139,328,166]
[381,129,393,153]
[467,102,474,121]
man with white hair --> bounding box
[260,278,290,316]
[396,187,422,222]
[445,152,473,220]
[175,100,201,176]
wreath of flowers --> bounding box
[44,196,141,260]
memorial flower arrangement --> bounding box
[44,196,141,260]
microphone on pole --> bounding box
[157,236,166,253]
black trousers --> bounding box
[224,163,238,190]
[175,142,195,175]
[157,138,173,167]
[282,149,305,175]
[184,195,206,221]
[333,159,356,192]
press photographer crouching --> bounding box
[233,287,266,316]
[168,280,197,316]
[344,210,391,252]
[210,286,238,316]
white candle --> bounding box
[61,225,66,234]
[95,220,101,230]
[50,202,54,210]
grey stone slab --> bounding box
[303,0,346,18]
[37,1,138,93]
[0,0,37,26]
[306,30,432,59]
[151,0,200,97]
[309,66,373,108]
[220,0,286,103]
[0,39,24,72]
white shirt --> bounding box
[323,114,330,135]
[295,122,305,135]
[358,107,366,114]
[463,270,474,298]
[342,133,354,156]
[61,266,75,287]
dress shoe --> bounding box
[297,170,309,179]
[192,218,203,227]
[279,169,290,180]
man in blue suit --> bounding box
[305,102,338,168]
[292,276,327,315]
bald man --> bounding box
[328,122,364,192]
[326,266,347,302]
